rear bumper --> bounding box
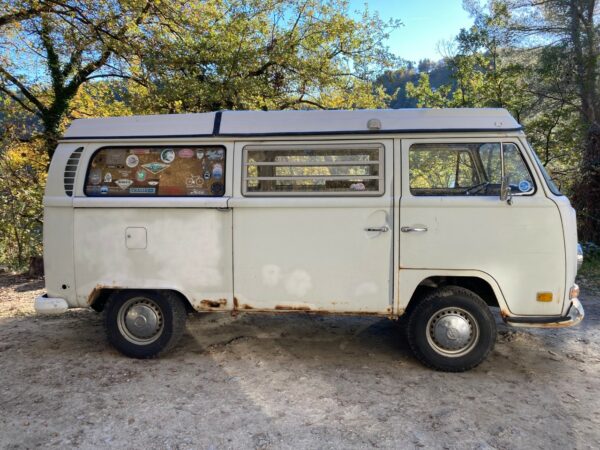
[504,298,584,328]
[34,294,69,315]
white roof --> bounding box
[62,108,521,139]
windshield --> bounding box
[527,142,563,196]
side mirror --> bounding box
[500,176,513,205]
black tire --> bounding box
[104,290,187,358]
[406,286,496,372]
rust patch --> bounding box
[87,284,121,305]
[200,299,227,309]
[500,308,510,318]
[240,304,254,310]
[233,297,239,309]
[275,305,312,311]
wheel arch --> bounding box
[400,270,509,317]
[89,287,194,313]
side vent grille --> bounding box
[64,147,84,197]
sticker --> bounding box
[207,149,224,160]
[89,168,102,185]
[211,183,224,195]
[178,148,194,158]
[131,148,150,155]
[115,179,133,190]
[148,180,159,186]
[100,186,109,195]
[106,150,126,166]
[126,154,139,168]
[212,163,223,180]
[118,170,131,177]
[142,162,169,175]
[204,170,211,180]
[136,170,146,181]
[160,148,176,164]
[188,189,207,195]
[350,182,366,191]
[196,150,205,159]
[129,187,156,194]
[87,185,102,194]
[104,172,112,183]
[186,175,204,188]
[518,180,532,192]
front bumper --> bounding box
[504,298,584,328]
[34,294,69,315]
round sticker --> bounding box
[518,180,532,192]
[161,148,175,164]
[126,154,139,168]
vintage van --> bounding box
[35,108,584,371]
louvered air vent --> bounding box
[64,147,84,197]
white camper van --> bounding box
[36,109,584,371]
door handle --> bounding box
[365,226,389,233]
[401,226,428,233]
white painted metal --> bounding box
[34,296,69,314]
[398,137,566,316]
[64,113,216,138]
[61,108,520,140]
[231,139,394,313]
[40,108,580,325]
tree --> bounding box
[126,0,399,112]
[0,0,162,157]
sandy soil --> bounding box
[1,273,599,449]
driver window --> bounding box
[409,142,535,196]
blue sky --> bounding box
[349,1,474,62]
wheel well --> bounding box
[90,288,194,313]
[405,276,499,315]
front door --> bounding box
[398,138,565,316]
[231,140,394,314]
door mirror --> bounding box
[500,175,513,205]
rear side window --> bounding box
[84,146,225,197]
[243,145,384,196]
[409,143,534,196]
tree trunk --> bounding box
[573,123,600,242]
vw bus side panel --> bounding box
[70,141,234,311]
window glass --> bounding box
[85,146,225,197]
[409,143,535,196]
[244,146,383,195]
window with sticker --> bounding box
[84,146,226,197]
[409,142,535,196]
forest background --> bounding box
[1,0,599,272]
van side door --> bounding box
[231,140,395,314]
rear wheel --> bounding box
[104,290,187,358]
[406,286,496,372]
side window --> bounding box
[243,145,384,196]
[502,143,535,194]
[409,142,535,196]
[84,146,226,197]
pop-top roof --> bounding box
[62,108,522,140]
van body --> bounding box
[36,108,584,371]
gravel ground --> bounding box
[1,273,599,449]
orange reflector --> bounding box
[537,292,553,302]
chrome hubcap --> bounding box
[426,307,479,357]
[118,297,163,344]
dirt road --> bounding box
[1,273,599,449]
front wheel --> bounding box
[406,286,496,372]
[104,290,187,358]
